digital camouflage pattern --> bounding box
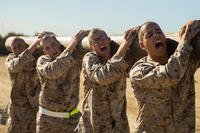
[78,43,130,133]
[36,52,80,133]
[130,41,200,133]
[6,49,40,133]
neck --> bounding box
[148,54,169,65]
[94,50,111,62]
[101,54,111,61]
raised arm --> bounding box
[130,20,200,89]
[83,52,128,85]
[6,40,40,73]
[60,30,89,56]
[37,54,75,79]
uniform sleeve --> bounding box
[130,41,193,89]
[37,52,75,79]
[6,49,35,73]
[83,52,128,85]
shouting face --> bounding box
[139,22,168,61]
[89,29,111,61]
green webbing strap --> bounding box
[66,108,80,119]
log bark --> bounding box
[5,32,200,69]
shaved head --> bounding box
[40,34,60,47]
[10,37,27,47]
[88,28,108,45]
[138,21,160,43]
[10,37,28,56]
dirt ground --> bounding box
[0,56,200,132]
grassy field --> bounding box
[0,56,200,132]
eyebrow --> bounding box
[93,34,107,40]
[155,28,162,31]
[145,31,153,35]
[145,27,162,34]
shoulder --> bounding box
[7,53,15,58]
[84,51,97,58]
[129,57,154,79]
[82,52,102,70]
[83,52,99,63]
[37,55,52,64]
[6,53,15,62]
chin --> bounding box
[158,52,167,57]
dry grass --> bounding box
[0,56,10,133]
[0,56,200,132]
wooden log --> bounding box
[5,32,200,70]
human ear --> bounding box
[90,45,94,51]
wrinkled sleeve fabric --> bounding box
[37,52,75,79]
[130,42,193,89]
[6,49,35,73]
[83,52,128,85]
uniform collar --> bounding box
[146,55,160,66]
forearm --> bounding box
[37,54,75,79]
[163,40,193,79]
[6,50,35,72]
[115,43,129,58]
[27,40,40,54]
[86,54,128,85]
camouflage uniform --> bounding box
[6,49,40,133]
[36,51,81,133]
[78,42,130,133]
[172,56,200,132]
[129,42,195,133]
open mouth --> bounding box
[100,46,107,51]
[155,42,164,49]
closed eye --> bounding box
[146,32,153,38]
[156,28,163,34]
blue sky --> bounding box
[0,0,199,36]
